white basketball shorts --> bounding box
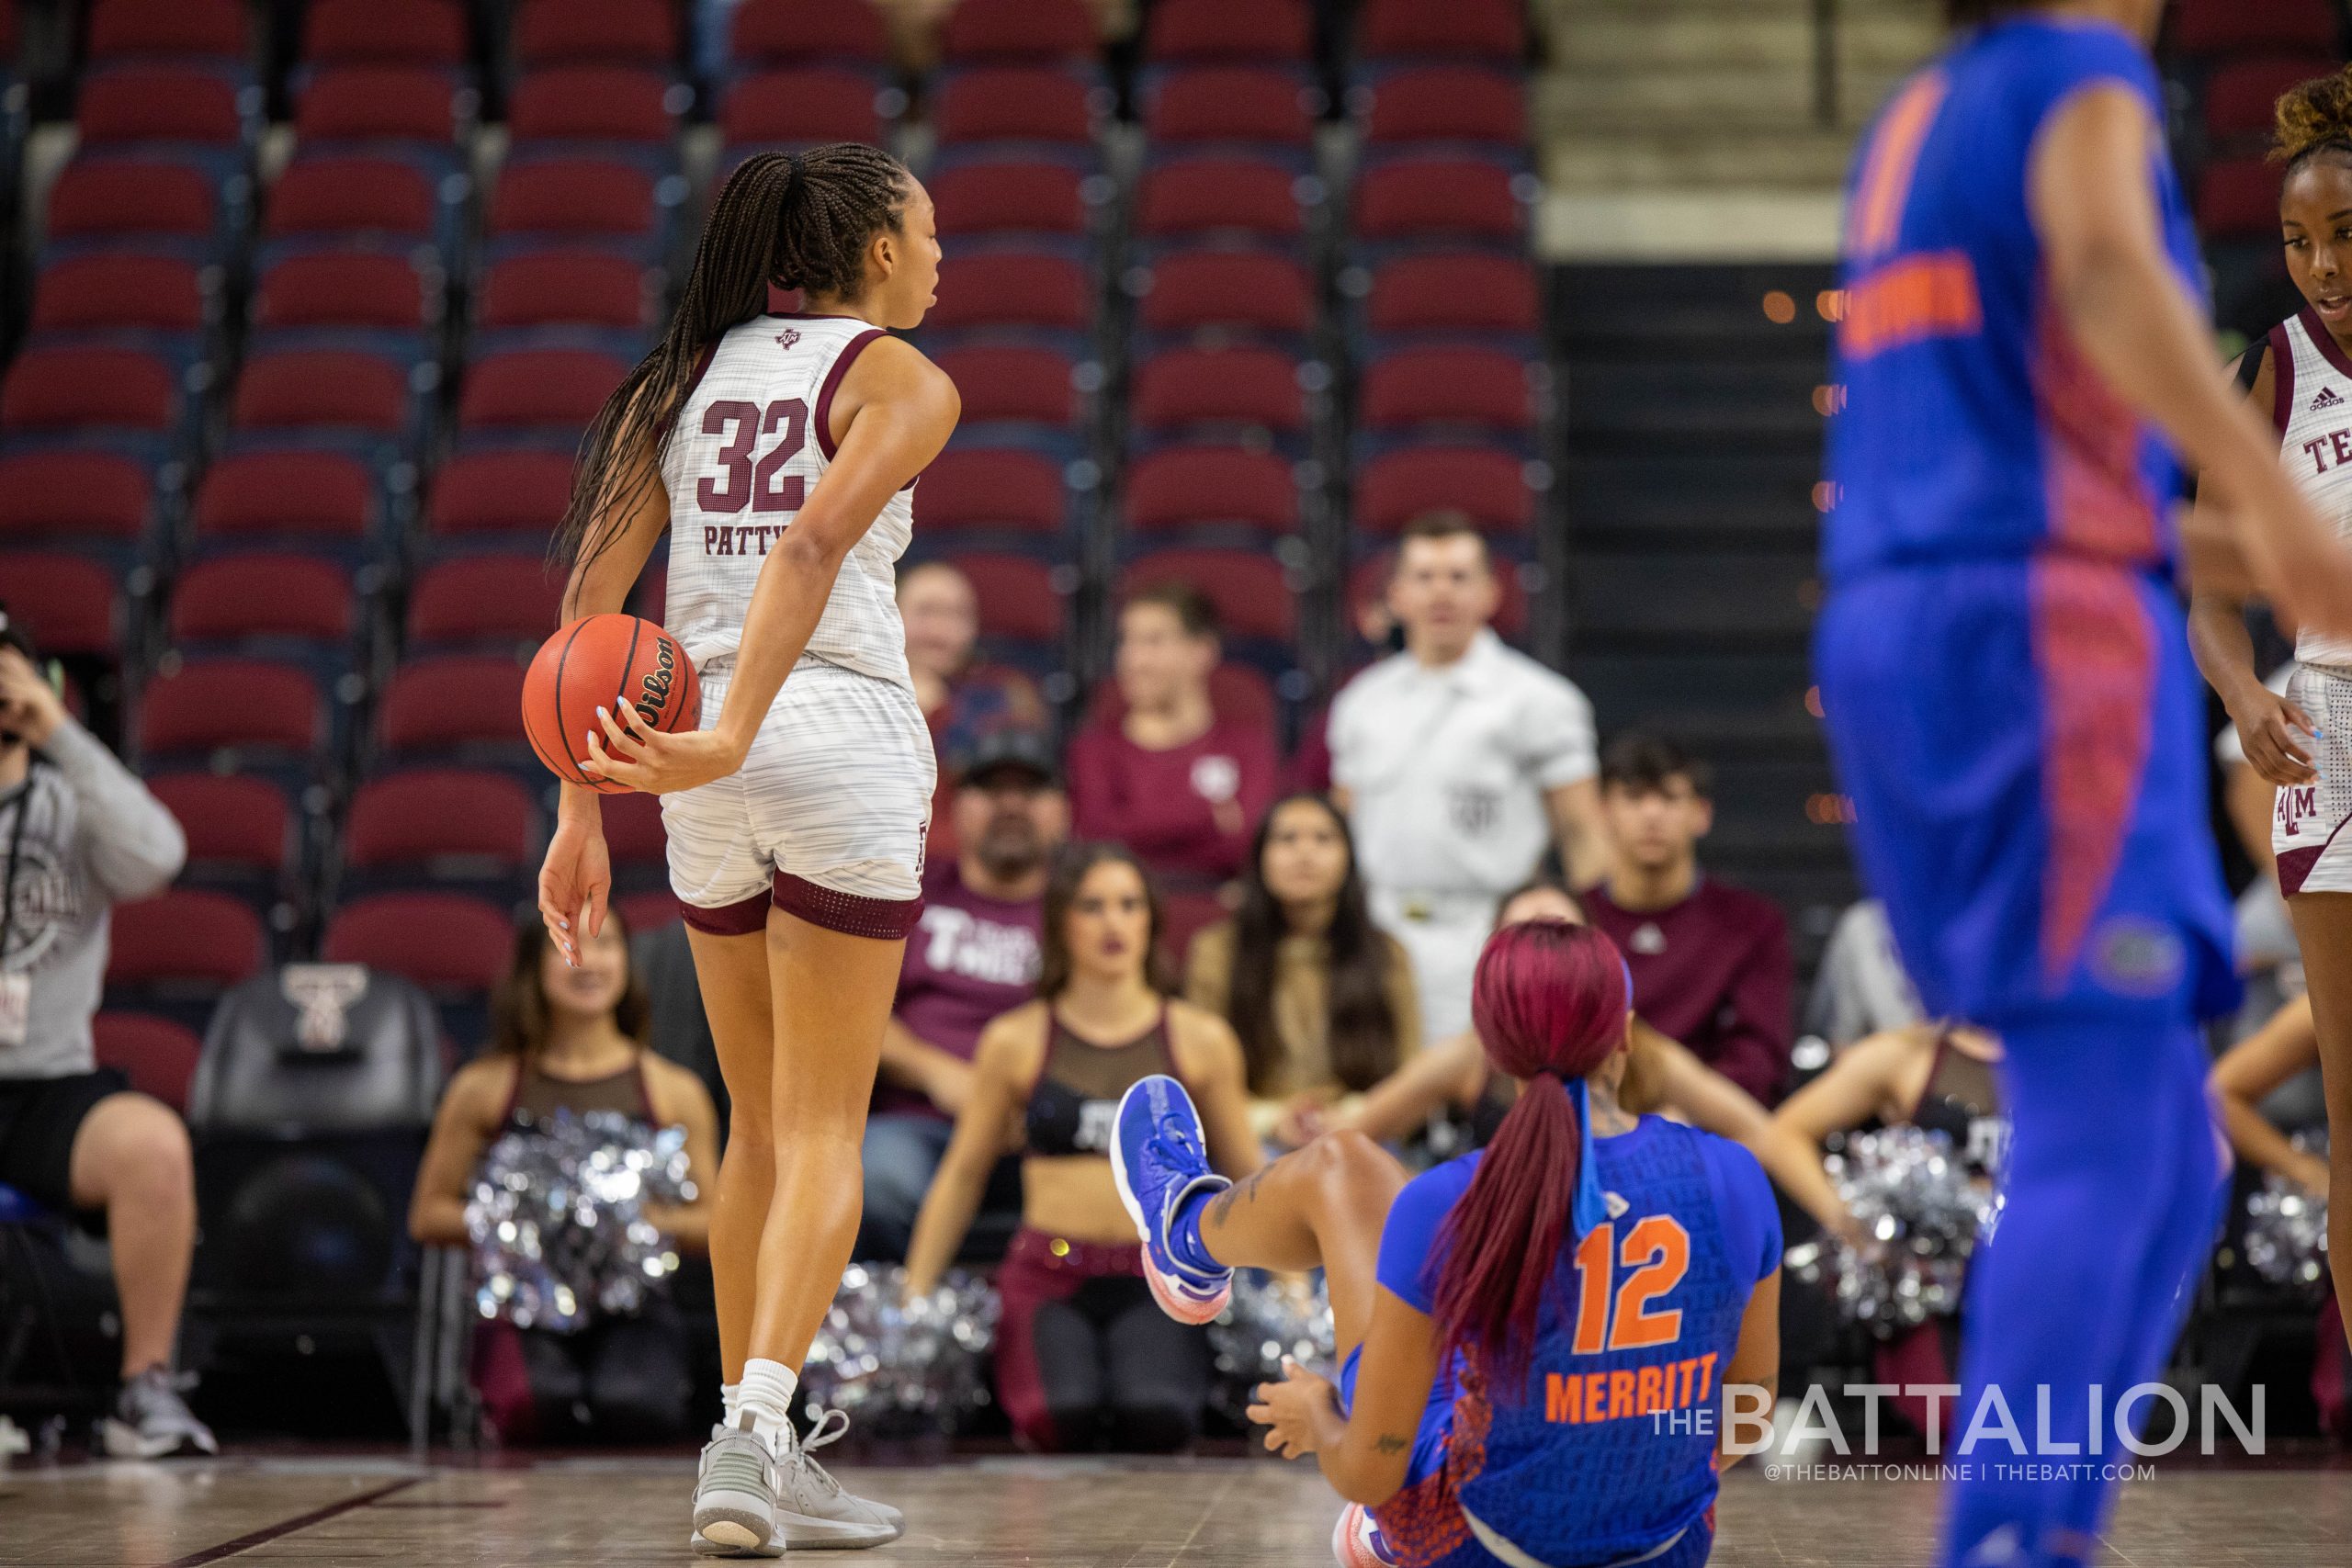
[2275,662,2352,898]
[660,657,936,939]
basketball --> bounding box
[521,614,701,793]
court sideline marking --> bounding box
[155,1475,421,1567]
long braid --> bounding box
[551,143,911,581]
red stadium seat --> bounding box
[87,0,250,60]
[148,773,294,877]
[1348,549,1526,641]
[252,250,433,332]
[77,65,248,147]
[616,888,684,930]
[296,65,464,142]
[2199,156,2283,240]
[344,769,537,874]
[1120,549,1293,642]
[927,250,1091,333]
[426,449,576,537]
[31,253,207,335]
[1366,251,1538,336]
[946,552,1066,643]
[1353,155,1523,240]
[1361,66,1525,146]
[1143,0,1310,62]
[930,344,1079,426]
[1357,0,1524,62]
[0,451,153,546]
[1133,345,1306,434]
[92,1013,205,1113]
[0,553,119,654]
[107,891,266,988]
[509,65,678,143]
[488,158,661,239]
[1354,445,1532,535]
[1145,66,1314,147]
[1090,661,1275,731]
[138,659,323,757]
[477,250,653,330]
[266,155,438,241]
[597,786,668,867]
[2171,0,2338,55]
[405,554,567,646]
[322,892,514,993]
[194,450,375,544]
[45,157,216,242]
[303,0,469,67]
[375,654,529,755]
[931,158,1091,235]
[730,0,892,67]
[457,348,628,433]
[1361,346,1533,434]
[2204,56,2336,143]
[1,345,178,434]
[934,66,1097,145]
[169,553,356,645]
[915,448,1068,534]
[1123,446,1297,535]
[231,348,410,434]
[940,0,1097,63]
[721,67,888,147]
[1136,155,1305,239]
[1138,248,1313,336]
[512,0,676,67]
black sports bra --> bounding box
[1024,1005,1179,1158]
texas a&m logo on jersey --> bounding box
[2279,782,2322,837]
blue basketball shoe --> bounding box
[1111,1074,1233,1325]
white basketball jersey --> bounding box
[661,313,915,691]
[2276,310,2352,669]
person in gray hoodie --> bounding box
[0,610,214,1456]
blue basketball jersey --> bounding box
[1824,17,2203,582]
[1368,1120,1779,1568]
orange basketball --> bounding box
[521,615,701,794]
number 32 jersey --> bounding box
[661,313,916,693]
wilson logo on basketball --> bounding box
[635,636,678,728]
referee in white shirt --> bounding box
[1327,513,1608,1041]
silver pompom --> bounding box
[799,1264,1000,1436]
[1208,1271,1336,1424]
[465,1109,697,1333]
[1786,1125,1997,1338]
[2244,1131,2330,1295]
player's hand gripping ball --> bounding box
[522,615,701,794]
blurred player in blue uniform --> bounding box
[1819,3,2352,1563]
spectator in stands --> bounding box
[0,615,213,1457]
[1802,898,1925,1054]
[1327,513,1606,1040]
[1184,795,1419,1149]
[900,560,1047,861]
[860,729,1067,1260]
[1068,582,1277,887]
[901,844,1258,1453]
[1584,735,1795,1106]
[411,910,719,1445]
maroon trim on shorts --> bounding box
[771,872,923,940]
[813,329,887,460]
[681,890,770,936]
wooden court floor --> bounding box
[6,1451,2352,1567]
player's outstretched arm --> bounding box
[1249,1284,1439,1506]
[2211,994,2328,1197]
[2031,83,2352,637]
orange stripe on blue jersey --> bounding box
[1850,72,1949,264]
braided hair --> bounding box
[552,142,912,578]
[2274,63,2352,176]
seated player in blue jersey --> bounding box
[1112,920,1782,1568]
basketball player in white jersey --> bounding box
[537,144,958,1556]
[2191,65,2352,1354]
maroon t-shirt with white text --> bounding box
[1065,717,1277,883]
[877,865,1043,1120]
[1586,877,1795,1107]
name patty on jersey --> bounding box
[705,525,789,557]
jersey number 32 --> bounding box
[699,398,808,514]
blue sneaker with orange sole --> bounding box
[1111,1074,1234,1325]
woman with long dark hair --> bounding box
[530,142,958,1552]
[902,843,1260,1451]
[1186,795,1419,1146]
[1114,921,1781,1568]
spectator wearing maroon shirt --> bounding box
[1583,735,1796,1106]
[900,560,1049,863]
[1067,582,1277,887]
[858,729,1067,1260]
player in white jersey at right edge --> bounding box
[537,144,958,1556]
[2192,65,2352,1357]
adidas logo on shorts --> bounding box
[2315,387,2345,411]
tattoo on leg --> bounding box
[1374,1433,1409,1454]
[1206,1165,1272,1230]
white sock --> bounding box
[721,1382,741,1426]
[737,1359,798,1453]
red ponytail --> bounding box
[1430,921,1632,1388]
